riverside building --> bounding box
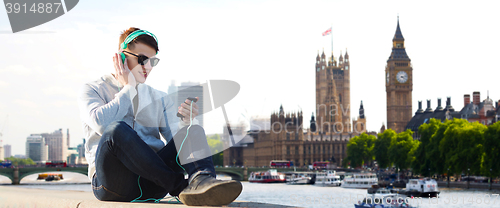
[405,92,500,140]
[223,43,373,167]
[222,18,415,167]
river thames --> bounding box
[1,172,499,208]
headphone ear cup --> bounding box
[120,52,126,64]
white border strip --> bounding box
[206,80,215,110]
[60,0,68,13]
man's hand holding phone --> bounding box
[178,97,199,124]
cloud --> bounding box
[50,100,77,108]
[41,86,77,98]
[0,81,9,86]
[0,65,34,76]
[13,99,38,109]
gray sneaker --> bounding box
[178,174,242,206]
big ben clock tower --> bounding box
[386,17,412,133]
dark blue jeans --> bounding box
[92,121,215,202]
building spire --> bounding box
[310,112,317,132]
[393,16,405,41]
[359,101,365,119]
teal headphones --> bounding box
[120,29,158,64]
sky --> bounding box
[0,0,499,156]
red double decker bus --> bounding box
[312,161,329,169]
[270,160,292,168]
[46,161,67,167]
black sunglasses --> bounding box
[123,51,160,67]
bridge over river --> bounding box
[0,166,319,184]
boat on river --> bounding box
[354,196,415,208]
[403,178,439,198]
[341,173,378,189]
[355,188,415,208]
[314,170,341,187]
[45,175,62,181]
[286,173,315,185]
[248,169,286,183]
[37,173,64,180]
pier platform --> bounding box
[437,181,500,190]
[0,186,293,208]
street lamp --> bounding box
[467,168,470,189]
[447,168,450,188]
[398,168,400,182]
[490,169,493,190]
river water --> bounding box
[1,172,499,208]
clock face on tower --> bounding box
[397,71,408,83]
[386,72,390,84]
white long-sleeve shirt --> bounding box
[78,74,197,181]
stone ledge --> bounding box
[0,186,295,208]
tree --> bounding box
[408,139,420,174]
[426,119,448,176]
[2,157,35,166]
[345,133,376,168]
[411,119,439,176]
[374,129,396,169]
[481,121,500,178]
[206,134,223,154]
[411,118,448,177]
[212,152,223,166]
[206,134,224,166]
[440,118,486,176]
[389,129,417,172]
[345,136,362,168]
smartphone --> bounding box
[177,97,198,119]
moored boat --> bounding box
[355,189,416,208]
[367,184,382,194]
[286,173,314,185]
[45,175,62,181]
[315,170,341,187]
[354,196,415,208]
[372,188,397,199]
[404,178,439,198]
[342,173,378,189]
[248,169,286,183]
[37,173,64,180]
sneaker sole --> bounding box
[179,180,242,206]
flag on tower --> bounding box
[322,27,332,36]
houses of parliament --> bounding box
[223,19,412,167]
